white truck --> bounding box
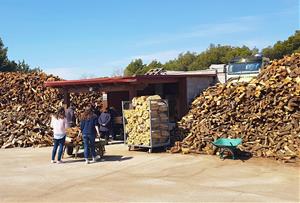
[210,54,269,83]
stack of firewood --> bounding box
[0,72,102,148]
[124,95,169,146]
[170,53,300,162]
[70,92,103,124]
[0,72,63,148]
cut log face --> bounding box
[170,53,300,162]
[0,72,103,148]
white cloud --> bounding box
[132,50,183,64]
[43,67,77,79]
[134,10,297,48]
[103,49,184,68]
[238,39,274,50]
[135,17,259,47]
[43,67,104,80]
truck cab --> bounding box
[226,54,268,83]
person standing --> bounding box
[65,103,76,128]
[50,107,68,164]
[90,102,101,117]
[98,107,111,144]
[108,107,118,140]
[80,107,100,164]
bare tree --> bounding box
[111,67,124,77]
[79,73,97,79]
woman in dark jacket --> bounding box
[80,107,100,164]
[98,107,111,144]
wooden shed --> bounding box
[45,71,217,121]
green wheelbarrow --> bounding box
[212,138,242,160]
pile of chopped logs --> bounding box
[0,72,63,148]
[70,92,103,124]
[170,53,300,162]
[65,127,83,146]
[0,72,102,148]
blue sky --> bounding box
[1,0,299,79]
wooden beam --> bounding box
[63,88,70,107]
[101,92,108,110]
[135,78,179,84]
[65,84,148,94]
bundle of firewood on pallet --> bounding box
[124,95,169,146]
[0,72,102,148]
[124,95,159,146]
[170,53,300,163]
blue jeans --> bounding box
[52,136,66,161]
[83,134,96,159]
[109,125,115,140]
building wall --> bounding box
[186,76,215,104]
[209,64,226,83]
[216,72,226,83]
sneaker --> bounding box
[51,160,56,164]
[85,159,89,164]
[57,160,64,164]
[91,158,97,163]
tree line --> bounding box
[1,31,299,75]
[0,38,40,72]
[124,31,300,76]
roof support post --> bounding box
[102,92,108,110]
[63,88,70,108]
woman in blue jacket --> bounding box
[80,107,100,164]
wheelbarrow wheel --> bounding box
[98,146,105,158]
[66,146,74,155]
[95,140,106,158]
[220,147,235,160]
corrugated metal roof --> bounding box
[165,70,216,75]
[45,72,217,88]
[45,76,136,87]
[144,68,166,75]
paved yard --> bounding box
[0,144,299,202]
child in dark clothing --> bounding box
[98,108,111,144]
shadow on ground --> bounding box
[104,155,133,162]
[237,149,253,161]
[64,153,133,164]
[219,149,253,162]
[127,146,168,153]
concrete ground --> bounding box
[0,144,299,202]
